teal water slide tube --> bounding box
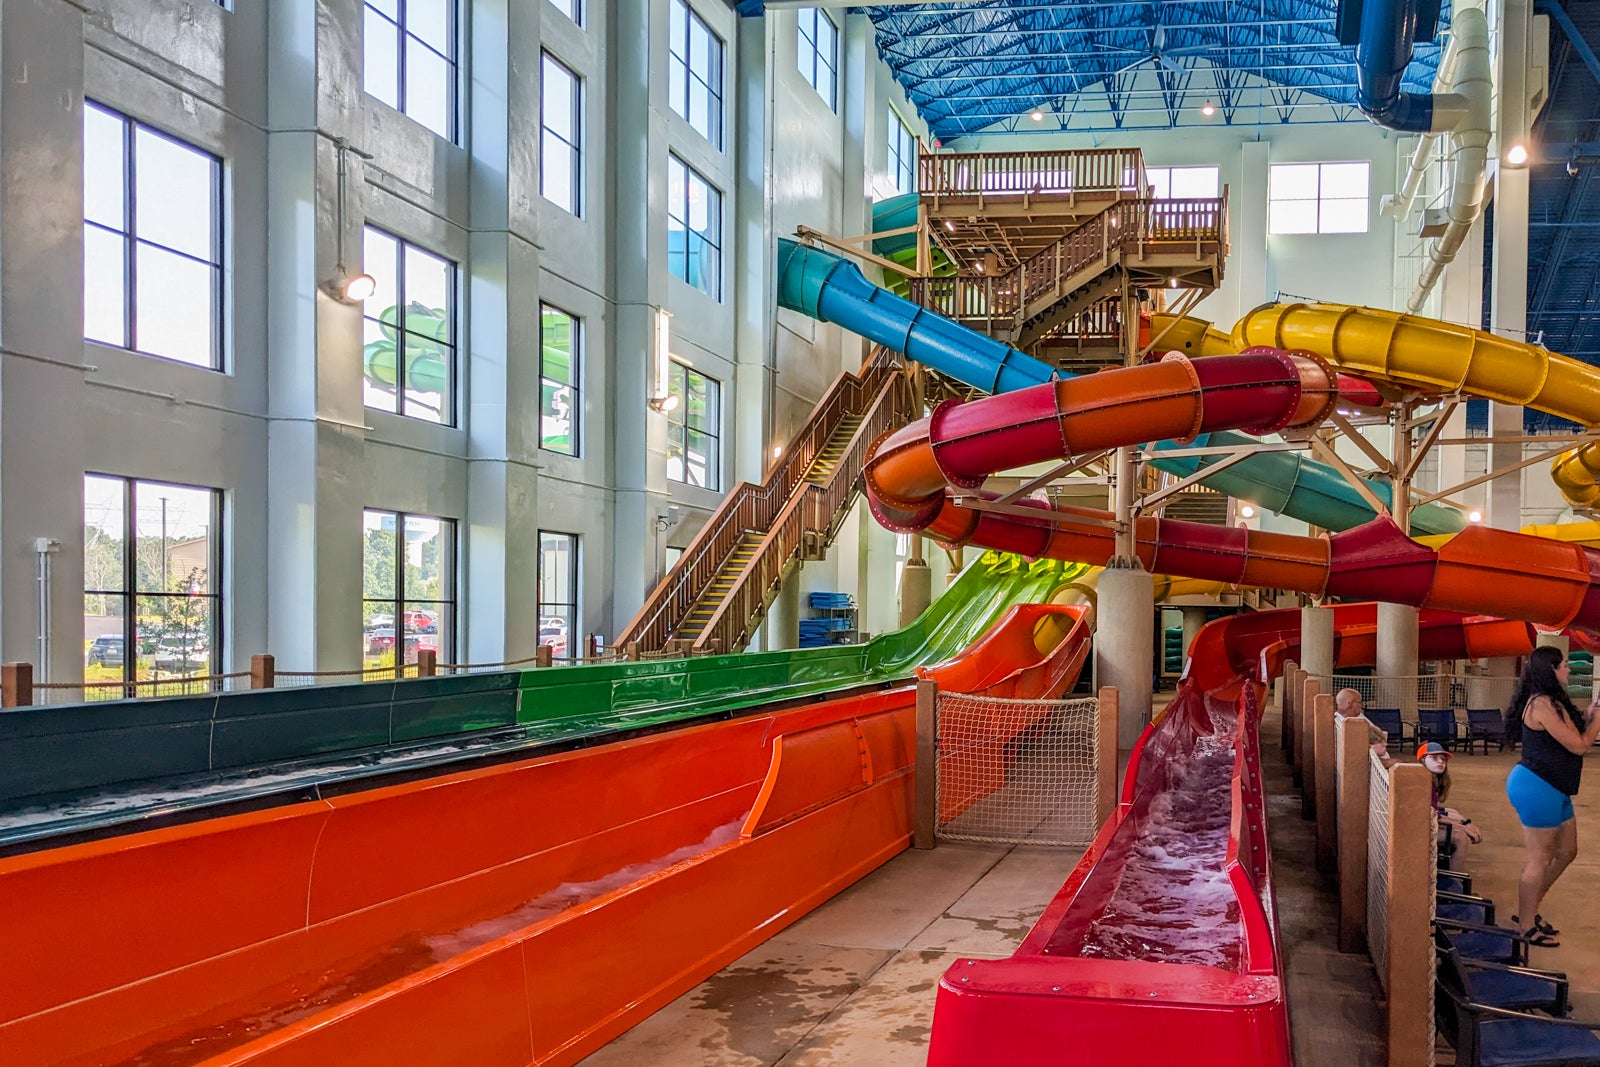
[779,237,1464,536]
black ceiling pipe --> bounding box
[1345,0,1445,131]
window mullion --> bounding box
[124,120,138,352]
[395,250,407,414]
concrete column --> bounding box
[1537,632,1570,655]
[1098,565,1155,748]
[732,15,774,486]
[1232,140,1271,319]
[898,559,932,627]
[1299,604,1335,680]
[0,0,91,680]
[1377,601,1421,716]
[767,563,802,650]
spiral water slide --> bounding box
[779,239,1468,535]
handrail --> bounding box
[908,198,1227,331]
[918,147,1147,200]
[614,348,905,652]
[692,370,914,653]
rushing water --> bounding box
[1076,707,1242,970]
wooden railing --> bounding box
[909,196,1228,333]
[918,146,1146,200]
[693,367,913,653]
[614,349,909,654]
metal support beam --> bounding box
[1307,436,1392,517]
[1413,438,1594,506]
[1538,0,1600,92]
[994,451,1112,506]
[1326,413,1395,475]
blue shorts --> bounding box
[1506,764,1575,829]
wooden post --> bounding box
[1337,715,1371,953]
[2,662,33,708]
[914,678,938,849]
[1298,675,1320,808]
[1388,763,1433,1067]
[1281,659,1298,752]
[1314,692,1337,871]
[250,654,275,689]
[416,649,437,677]
[1284,665,1301,763]
[1096,686,1120,825]
[536,645,553,668]
[585,634,599,659]
[624,641,640,662]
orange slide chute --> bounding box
[864,351,1600,637]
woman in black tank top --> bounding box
[1504,645,1600,943]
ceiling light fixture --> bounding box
[1201,101,1216,116]
[1168,276,1179,288]
[1239,505,1255,519]
[1031,109,1044,122]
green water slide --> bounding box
[871,194,955,297]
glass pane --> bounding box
[363,7,401,109]
[405,38,454,139]
[542,306,575,384]
[669,55,688,119]
[686,429,716,487]
[689,79,710,140]
[363,315,399,413]
[139,593,213,675]
[401,601,448,663]
[133,482,213,594]
[1170,166,1220,198]
[134,242,216,366]
[407,0,453,54]
[402,516,446,602]
[84,475,125,593]
[363,510,398,599]
[541,133,575,212]
[1321,162,1370,198]
[548,0,580,26]
[1320,197,1369,234]
[1269,163,1319,200]
[542,57,574,139]
[84,594,127,681]
[84,105,126,230]
[134,128,215,260]
[404,246,453,329]
[366,0,398,18]
[690,18,711,76]
[84,226,128,347]
[1146,168,1171,199]
[670,0,687,59]
[363,228,399,311]
[541,379,576,453]
[1268,200,1318,235]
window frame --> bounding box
[540,52,585,216]
[537,531,581,659]
[797,8,838,111]
[83,474,224,689]
[83,102,225,371]
[1267,161,1371,235]
[546,0,583,28]
[888,108,917,195]
[362,0,460,142]
[666,154,724,301]
[361,226,459,425]
[669,0,725,150]
[666,360,722,491]
[539,303,581,456]
[361,508,458,669]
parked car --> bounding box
[153,638,208,673]
[539,625,568,657]
[86,635,124,668]
[402,609,439,633]
[365,613,395,631]
[367,627,398,654]
[403,634,439,664]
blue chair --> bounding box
[1438,889,1495,926]
[1434,937,1594,1067]
[1435,928,1570,1016]
[1365,707,1411,747]
[1464,709,1509,753]
[1435,917,1531,967]
[1416,708,1461,750]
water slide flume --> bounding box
[925,605,1537,1067]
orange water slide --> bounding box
[864,353,1600,635]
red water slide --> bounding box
[925,607,1536,1067]
[865,351,1600,634]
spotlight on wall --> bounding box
[323,137,378,303]
[339,272,377,302]
[1468,509,1483,523]
[1504,142,1529,167]
[648,393,681,413]
[1201,101,1216,116]
[1239,505,1256,519]
[772,444,784,459]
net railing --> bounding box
[1313,672,1521,714]
[934,693,1100,846]
[1367,747,1392,988]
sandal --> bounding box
[1513,914,1561,937]
[1525,930,1561,948]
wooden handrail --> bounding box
[918,146,1147,200]
[614,348,906,652]
[691,370,914,654]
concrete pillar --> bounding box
[1537,632,1569,655]
[767,564,803,650]
[1097,565,1155,748]
[1299,604,1335,680]
[732,14,774,486]
[1377,601,1421,716]
[898,559,932,628]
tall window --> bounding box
[362,510,456,668]
[1146,165,1221,199]
[83,104,223,369]
[541,54,584,216]
[1268,162,1370,235]
[797,8,838,111]
[538,532,579,658]
[362,227,456,424]
[83,475,222,692]
[669,0,724,149]
[888,109,916,195]
[363,0,458,141]
[540,305,580,454]
[547,0,582,27]
[667,155,722,299]
[667,361,720,489]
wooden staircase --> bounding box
[614,350,916,655]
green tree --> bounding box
[364,527,396,608]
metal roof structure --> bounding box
[862,0,1445,139]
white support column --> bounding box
[1098,565,1155,748]
[1377,602,1422,717]
[1300,604,1336,681]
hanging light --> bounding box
[1031,109,1044,122]
[1201,101,1216,116]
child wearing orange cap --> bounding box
[1418,741,1482,848]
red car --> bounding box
[403,634,440,664]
